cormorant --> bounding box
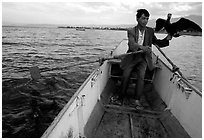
[155,13,202,37]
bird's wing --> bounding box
[155,18,166,31]
[171,18,202,32]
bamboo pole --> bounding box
[154,44,189,82]
[154,44,202,96]
[39,50,144,73]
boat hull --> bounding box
[42,39,202,138]
[153,55,202,137]
[42,61,110,138]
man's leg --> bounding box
[134,59,147,101]
[118,66,133,99]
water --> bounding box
[153,34,202,90]
[2,26,126,138]
[2,26,202,137]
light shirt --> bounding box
[138,29,145,45]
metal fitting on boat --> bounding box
[91,69,100,87]
[185,91,192,99]
[81,95,85,106]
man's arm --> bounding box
[127,29,142,52]
[153,32,172,48]
[127,29,150,52]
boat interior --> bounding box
[84,60,190,138]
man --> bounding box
[114,9,172,108]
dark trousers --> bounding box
[119,58,147,100]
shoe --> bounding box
[110,95,119,102]
[135,100,144,110]
[114,99,123,106]
[131,100,144,110]
[135,105,144,110]
[111,97,123,106]
[129,99,140,106]
[135,100,142,106]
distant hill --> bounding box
[91,15,202,30]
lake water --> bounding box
[2,26,202,137]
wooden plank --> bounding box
[104,104,162,115]
[84,100,105,137]
[131,114,167,138]
[93,112,131,138]
[159,110,190,138]
[143,83,167,111]
[128,114,134,138]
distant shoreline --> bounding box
[155,31,202,36]
[3,25,202,36]
[58,26,127,31]
[59,26,202,36]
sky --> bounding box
[2,1,202,25]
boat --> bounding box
[76,28,85,31]
[41,39,202,138]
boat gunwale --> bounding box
[42,66,102,137]
[152,50,202,97]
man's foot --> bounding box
[110,95,123,106]
[110,95,119,102]
[130,99,144,110]
[135,100,144,110]
[113,99,123,106]
[135,105,144,110]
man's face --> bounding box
[137,14,149,27]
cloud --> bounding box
[2,2,202,25]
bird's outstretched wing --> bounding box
[155,18,166,31]
[171,18,202,32]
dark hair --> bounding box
[136,9,150,18]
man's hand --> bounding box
[140,46,151,53]
[166,34,172,40]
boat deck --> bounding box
[92,79,190,138]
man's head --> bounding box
[136,9,150,28]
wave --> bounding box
[59,44,75,47]
[73,43,94,47]
[72,56,87,61]
[2,74,77,137]
[2,42,31,47]
[92,47,106,51]
[3,42,20,45]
